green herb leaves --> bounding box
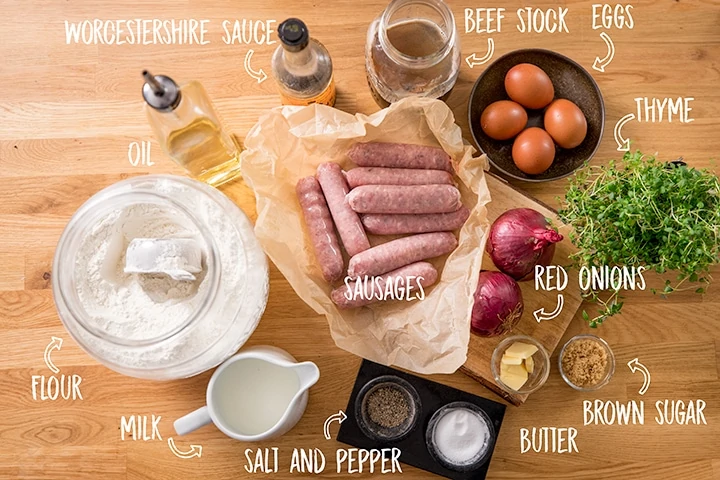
[560,151,720,326]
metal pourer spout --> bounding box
[143,70,166,96]
[142,70,181,111]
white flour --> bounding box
[75,203,207,342]
[71,177,269,375]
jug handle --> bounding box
[174,406,212,436]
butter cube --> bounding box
[500,363,528,391]
[505,342,538,360]
[505,364,528,377]
[501,353,523,366]
[524,356,535,374]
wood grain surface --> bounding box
[1,0,719,479]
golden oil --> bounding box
[142,72,242,187]
[165,118,241,186]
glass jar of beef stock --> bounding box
[366,0,461,107]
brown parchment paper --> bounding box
[241,97,491,374]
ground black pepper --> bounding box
[366,386,409,429]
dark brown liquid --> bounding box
[386,20,446,57]
[369,20,455,108]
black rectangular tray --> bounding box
[338,360,506,480]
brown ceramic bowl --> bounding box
[468,49,605,182]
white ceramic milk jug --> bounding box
[174,346,320,441]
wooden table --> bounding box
[1,0,719,478]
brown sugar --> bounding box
[561,338,609,387]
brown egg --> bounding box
[504,63,555,110]
[512,127,556,175]
[480,100,528,140]
[544,99,588,149]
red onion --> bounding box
[486,208,563,281]
[471,271,524,337]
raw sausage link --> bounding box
[348,232,458,277]
[348,142,454,172]
[331,262,439,309]
[362,207,470,235]
[345,167,454,188]
[316,163,371,256]
[296,177,345,283]
[347,184,462,214]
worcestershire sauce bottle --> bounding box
[271,18,336,107]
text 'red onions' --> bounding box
[486,208,563,280]
[471,271,524,337]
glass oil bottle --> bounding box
[142,71,242,187]
[271,18,336,107]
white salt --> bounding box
[432,407,490,466]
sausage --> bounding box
[316,162,371,256]
[331,262,439,309]
[345,167,454,188]
[347,232,457,277]
[362,207,470,235]
[347,184,462,214]
[296,177,345,283]
[347,142,453,172]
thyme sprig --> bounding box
[560,150,720,326]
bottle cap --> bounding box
[142,70,181,111]
[278,18,309,52]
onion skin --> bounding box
[522,242,556,281]
[471,271,524,337]
[486,208,563,281]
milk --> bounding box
[213,358,300,435]
[173,347,320,441]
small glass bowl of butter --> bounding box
[491,335,550,395]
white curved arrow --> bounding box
[614,113,635,151]
[627,358,651,395]
[593,32,615,72]
[533,294,564,322]
[168,437,202,459]
[465,38,495,68]
[44,336,63,374]
[244,49,268,84]
[323,410,347,440]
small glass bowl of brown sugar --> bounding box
[356,375,421,442]
[559,335,615,391]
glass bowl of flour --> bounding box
[52,175,269,380]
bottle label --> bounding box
[280,78,336,107]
